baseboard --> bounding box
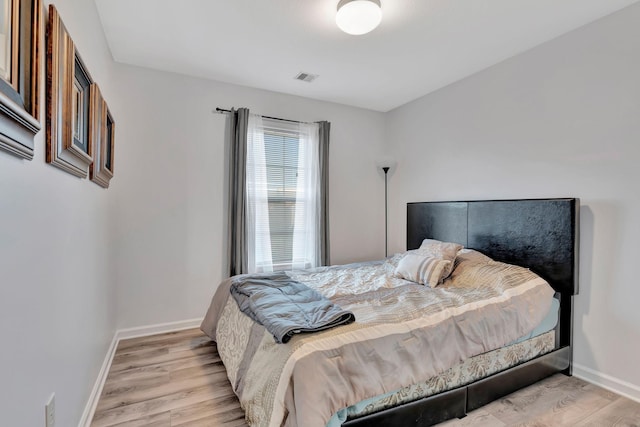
[116,317,204,341]
[573,363,640,403]
[78,317,204,427]
[77,334,119,427]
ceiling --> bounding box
[95,0,638,112]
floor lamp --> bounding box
[382,166,390,257]
[377,159,396,258]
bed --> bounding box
[201,198,579,427]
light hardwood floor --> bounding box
[91,329,640,427]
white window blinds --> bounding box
[246,115,320,272]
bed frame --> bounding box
[343,198,579,427]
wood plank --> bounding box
[102,359,225,398]
[109,344,216,373]
[96,365,229,413]
[482,375,620,426]
[437,408,506,427]
[106,411,171,427]
[91,382,235,427]
[101,371,170,398]
[116,334,213,358]
[173,416,248,427]
[104,352,222,385]
[574,396,640,427]
[170,396,248,426]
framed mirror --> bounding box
[46,4,93,177]
[0,0,18,87]
[89,83,115,188]
[0,0,41,160]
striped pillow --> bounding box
[418,239,464,280]
[394,253,452,287]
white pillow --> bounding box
[394,253,452,287]
[417,239,464,279]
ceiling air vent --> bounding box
[294,72,318,83]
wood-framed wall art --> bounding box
[0,0,42,160]
[46,4,94,178]
[88,83,115,188]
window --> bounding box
[264,126,300,266]
[246,115,320,272]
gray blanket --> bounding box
[230,272,355,344]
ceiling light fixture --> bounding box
[336,0,382,36]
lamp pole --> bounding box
[383,166,390,257]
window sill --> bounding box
[255,261,313,273]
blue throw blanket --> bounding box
[230,272,355,344]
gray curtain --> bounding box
[318,121,331,266]
[228,108,250,276]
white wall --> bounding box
[386,4,640,393]
[110,65,387,328]
[0,1,119,426]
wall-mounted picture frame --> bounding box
[89,83,115,188]
[0,0,19,88]
[0,0,42,160]
[46,4,93,177]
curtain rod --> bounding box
[215,107,311,125]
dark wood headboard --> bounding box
[407,198,579,297]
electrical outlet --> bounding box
[45,394,55,427]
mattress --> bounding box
[327,298,559,426]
